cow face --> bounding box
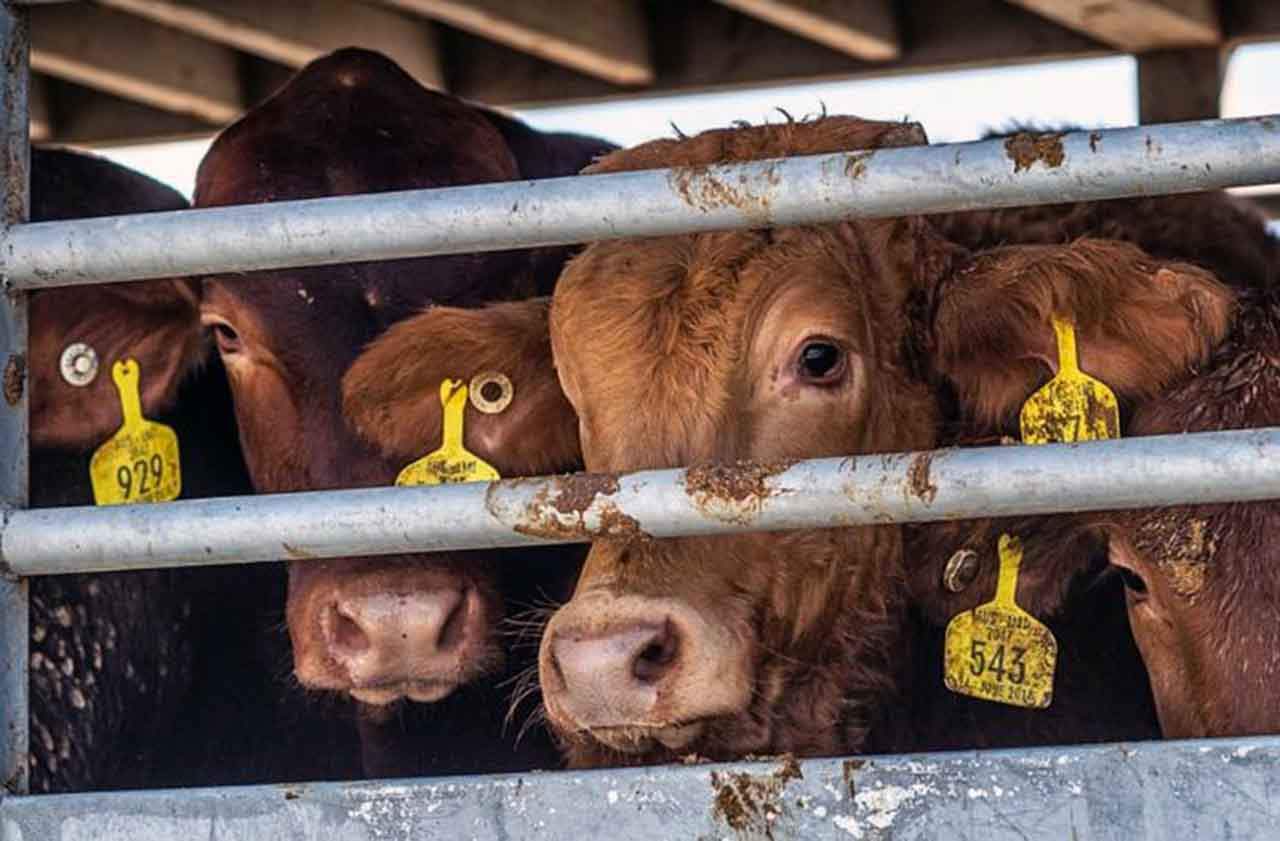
[347,117,950,763]
[1104,300,1280,738]
[28,148,202,452]
[194,49,594,709]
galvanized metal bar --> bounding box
[3,734,1280,839]
[4,116,1280,289]
[2,427,1278,575]
[0,1,30,797]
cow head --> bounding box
[194,48,602,710]
[27,148,203,452]
[347,116,951,764]
[1101,296,1280,738]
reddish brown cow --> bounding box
[193,48,610,774]
[906,184,1276,746]
[343,116,1232,765]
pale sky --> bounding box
[94,44,1280,210]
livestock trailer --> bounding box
[3,1,1280,838]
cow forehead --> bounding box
[553,228,881,469]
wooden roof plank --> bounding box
[1005,0,1221,52]
[30,3,243,124]
[711,0,900,62]
[95,0,445,91]
[383,0,654,86]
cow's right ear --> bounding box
[930,238,1235,429]
[343,297,581,477]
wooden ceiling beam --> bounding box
[96,0,444,90]
[30,3,243,124]
[1005,0,1221,52]
[711,0,899,62]
[383,0,653,86]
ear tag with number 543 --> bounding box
[89,360,182,505]
[943,534,1058,708]
[396,379,500,486]
[1019,315,1120,444]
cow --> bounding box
[341,115,1234,766]
[192,47,611,775]
[21,148,361,792]
[904,169,1278,747]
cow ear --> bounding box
[343,297,580,477]
[931,238,1235,429]
[28,279,205,451]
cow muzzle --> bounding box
[538,593,752,753]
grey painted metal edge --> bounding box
[4,427,1279,575]
[4,734,1280,840]
[0,1,31,797]
[3,116,1280,288]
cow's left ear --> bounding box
[930,238,1235,428]
[343,297,581,477]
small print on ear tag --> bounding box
[943,534,1058,709]
[1019,315,1120,445]
[89,360,181,506]
[395,378,501,486]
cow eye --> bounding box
[205,319,242,355]
[797,340,844,384]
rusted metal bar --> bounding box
[2,116,1279,289]
[0,0,31,797]
[2,428,1278,575]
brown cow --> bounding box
[343,116,1232,765]
[193,48,610,774]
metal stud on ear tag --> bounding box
[1019,315,1120,444]
[89,360,182,505]
[943,534,1058,709]
[396,379,501,486]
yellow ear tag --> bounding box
[395,378,501,486]
[1018,315,1120,445]
[943,534,1058,708]
[89,360,181,506]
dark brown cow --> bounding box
[193,48,610,774]
[343,116,1232,766]
[21,148,361,792]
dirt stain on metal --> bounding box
[1004,132,1066,173]
[495,473,651,544]
[3,352,24,406]
[685,459,795,526]
[844,151,874,179]
[906,451,937,504]
[668,164,777,225]
[281,542,316,560]
[711,754,803,839]
[842,758,866,799]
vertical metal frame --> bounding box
[0,1,29,797]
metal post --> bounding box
[0,2,29,797]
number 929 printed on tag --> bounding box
[89,359,182,505]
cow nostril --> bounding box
[435,588,469,652]
[632,624,678,684]
[330,606,371,656]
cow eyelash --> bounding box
[203,318,243,354]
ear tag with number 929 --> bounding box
[89,359,181,506]
[943,534,1058,708]
[1019,315,1120,444]
[396,378,500,486]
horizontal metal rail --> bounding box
[4,427,1277,575]
[4,735,1280,840]
[4,116,1279,288]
